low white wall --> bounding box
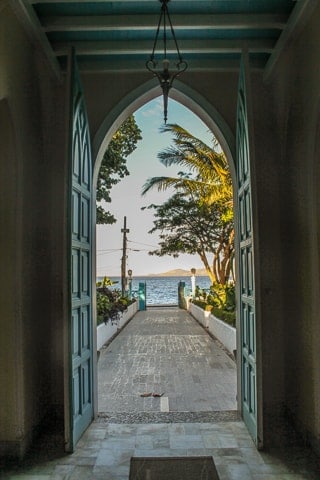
[97,301,138,350]
[188,302,236,356]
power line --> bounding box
[97,248,122,253]
[127,239,158,248]
[97,247,149,256]
[97,249,122,256]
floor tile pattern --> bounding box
[1,308,319,479]
[98,308,237,413]
[2,421,320,480]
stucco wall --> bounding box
[0,96,23,452]
[247,72,286,445]
[251,5,320,451]
[277,9,320,452]
[0,7,66,457]
[81,71,238,171]
[1,0,320,461]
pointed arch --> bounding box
[92,79,236,188]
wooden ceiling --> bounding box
[14,0,314,81]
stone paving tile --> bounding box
[217,463,254,480]
[6,476,52,480]
[2,421,320,479]
[2,309,320,480]
[98,307,237,413]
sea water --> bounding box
[99,276,211,306]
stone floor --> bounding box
[98,307,237,413]
[2,419,320,480]
[1,307,320,479]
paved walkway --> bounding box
[98,307,237,414]
[2,308,320,479]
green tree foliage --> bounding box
[143,192,234,284]
[96,276,134,325]
[96,115,142,224]
[142,124,232,212]
[142,123,234,285]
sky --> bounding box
[96,96,214,277]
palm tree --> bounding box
[142,124,234,285]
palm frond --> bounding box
[142,176,192,196]
[143,123,233,208]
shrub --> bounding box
[211,306,236,327]
[192,282,236,327]
[96,276,135,326]
[192,299,236,327]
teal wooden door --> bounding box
[68,55,93,450]
[236,55,260,447]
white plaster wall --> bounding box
[189,303,236,356]
[97,301,138,351]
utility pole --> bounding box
[121,216,129,296]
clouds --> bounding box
[139,97,163,118]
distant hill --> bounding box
[148,268,209,277]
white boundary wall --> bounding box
[97,301,138,350]
[188,302,236,355]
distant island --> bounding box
[98,268,210,279]
[148,268,209,277]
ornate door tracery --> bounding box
[236,55,261,447]
[67,54,94,451]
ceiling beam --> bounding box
[31,0,169,3]
[43,13,287,32]
[78,58,241,73]
[28,0,281,3]
[72,56,265,74]
[53,38,274,57]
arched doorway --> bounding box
[66,67,262,451]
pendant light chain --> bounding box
[146,0,188,123]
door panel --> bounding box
[67,53,93,451]
[236,55,259,446]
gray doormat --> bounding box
[129,456,219,479]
